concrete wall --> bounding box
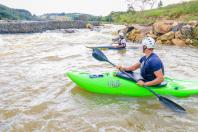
[0,20,100,33]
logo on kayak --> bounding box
[108,80,121,88]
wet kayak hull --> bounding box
[66,71,198,97]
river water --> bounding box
[0,25,198,132]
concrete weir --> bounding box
[0,20,100,33]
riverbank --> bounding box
[115,20,198,47]
[0,20,99,33]
[108,0,198,46]
[109,1,198,25]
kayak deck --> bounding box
[85,45,139,50]
[67,71,198,97]
[86,45,125,50]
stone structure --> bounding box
[0,20,100,33]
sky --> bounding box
[0,0,191,16]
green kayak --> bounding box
[66,71,198,97]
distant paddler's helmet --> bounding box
[119,32,124,38]
[142,37,155,49]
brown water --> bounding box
[0,25,198,132]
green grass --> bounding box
[0,4,34,20]
[109,0,198,24]
[192,39,198,46]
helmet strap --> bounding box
[143,45,147,53]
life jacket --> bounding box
[118,38,126,47]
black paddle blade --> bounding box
[92,48,109,62]
[158,95,186,112]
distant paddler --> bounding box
[112,32,127,48]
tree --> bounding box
[147,0,158,9]
[126,0,136,12]
[125,0,159,11]
[79,15,88,21]
[158,0,163,8]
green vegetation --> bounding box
[1,0,198,24]
[40,13,102,21]
[0,4,101,21]
[108,0,198,24]
[192,39,198,46]
[0,4,34,20]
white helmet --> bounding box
[142,37,155,49]
[119,32,124,37]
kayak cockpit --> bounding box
[116,71,168,88]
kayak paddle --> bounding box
[92,48,186,112]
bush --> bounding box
[105,0,198,24]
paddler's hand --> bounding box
[137,80,145,86]
[112,44,118,48]
[115,65,125,71]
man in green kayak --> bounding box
[116,37,164,86]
